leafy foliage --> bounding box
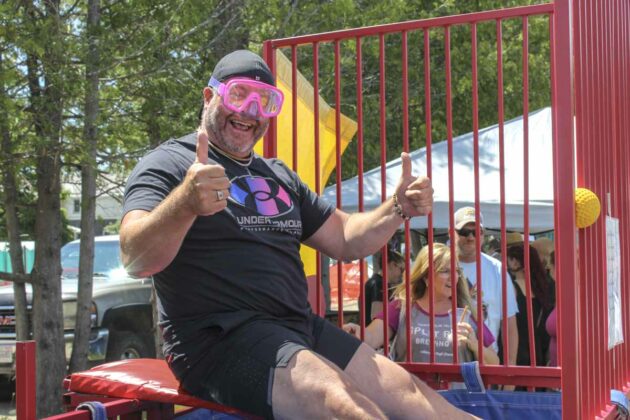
[1,0,552,238]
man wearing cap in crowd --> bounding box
[119,50,473,419]
[453,207,519,372]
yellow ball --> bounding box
[575,188,601,228]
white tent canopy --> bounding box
[322,107,555,232]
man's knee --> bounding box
[272,349,385,419]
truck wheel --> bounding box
[106,332,154,362]
[0,376,14,401]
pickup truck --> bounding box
[0,235,155,399]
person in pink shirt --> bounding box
[346,243,498,367]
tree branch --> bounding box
[0,272,33,284]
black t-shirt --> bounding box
[123,133,334,378]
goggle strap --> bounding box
[208,77,222,90]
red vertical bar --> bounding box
[424,28,435,364]
[334,40,344,326]
[590,0,599,411]
[16,341,36,420]
[553,1,580,418]
[606,0,616,403]
[402,31,409,153]
[617,0,624,392]
[312,42,322,316]
[522,16,536,370]
[590,5,599,412]
[378,32,390,357]
[291,45,298,172]
[598,3,607,410]
[592,2,603,413]
[626,0,630,391]
[549,12,561,373]
[577,1,592,413]
[624,8,630,389]
[496,18,510,369]
[470,22,484,364]
[617,0,626,393]
[592,0,602,411]
[609,0,619,400]
[611,0,625,389]
[356,39,364,212]
[401,30,412,363]
[444,25,459,365]
[571,2,586,412]
[262,42,277,159]
[620,0,630,392]
[356,37,367,339]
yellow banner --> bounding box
[255,50,357,276]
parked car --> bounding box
[0,235,155,399]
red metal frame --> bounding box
[266,0,560,387]
[262,2,629,418]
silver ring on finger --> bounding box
[216,190,224,201]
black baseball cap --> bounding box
[209,50,275,86]
[199,50,275,121]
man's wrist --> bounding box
[392,193,411,220]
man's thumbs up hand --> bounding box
[395,152,433,218]
[183,129,231,216]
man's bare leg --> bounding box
[272,349,386,419]
[344,343,477,419]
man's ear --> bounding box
[203,86,214,104]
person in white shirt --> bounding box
[452,207,519,371]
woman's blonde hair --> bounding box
[393,243,471,308]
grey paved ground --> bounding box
[0,400,15,419]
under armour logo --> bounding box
[230,175,293,216]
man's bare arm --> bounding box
[305,153,433,261]
[120,130,230,277]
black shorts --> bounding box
[180,314,361,419]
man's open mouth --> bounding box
[229,118,254,131]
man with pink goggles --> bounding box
[208,76,284,118]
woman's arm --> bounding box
[343,319,393,350]
[473,343,500,365]
[457,322,500,365]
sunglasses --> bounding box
[209,77,284,118]
[456,228,483,238]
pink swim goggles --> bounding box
[209,77,284,118]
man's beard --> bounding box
[203,104,264,156]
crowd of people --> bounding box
[356,206,559,390]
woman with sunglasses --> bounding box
[347,244,499,370]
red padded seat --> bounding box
[65,358,246,416]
